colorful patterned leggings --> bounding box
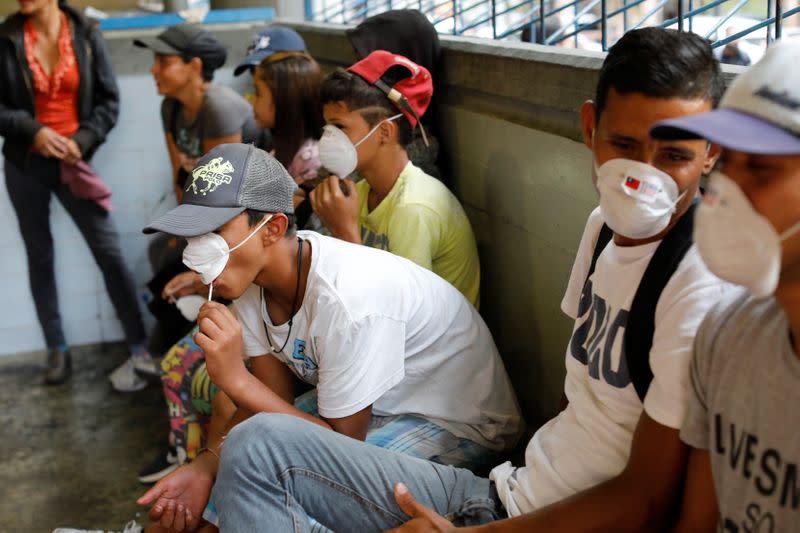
[161,325,216,463]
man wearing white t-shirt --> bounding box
[137,142,522,531]
[153,28,734,533]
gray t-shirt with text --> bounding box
[161,83,256,188]
[682,291,800,533]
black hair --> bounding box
[320,68,414,147]
[180,55,216,82]
[595,28,724,120]
[245,209,297,236]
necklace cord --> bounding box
[263,237,303,353]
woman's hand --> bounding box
[32,127,69,159]
[63,139,82,165]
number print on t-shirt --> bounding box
[568,277,632,388]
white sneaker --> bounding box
[131,353,161,378]
[53,519,143,533]
[108,357,147,392]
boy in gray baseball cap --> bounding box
[140,143,522,530]
[650,41,800,531]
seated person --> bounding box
[346,8,444,180]
[152,28,733,532]
[133,24,258,376]
[135,24,257,202]
[234,25,322,184]
[137,26,324,484]
[311,51,481,307]
[138,143,523,530]
[649,41,800,532]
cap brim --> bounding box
[134,37,183,56]
[143,204,245,237]
[234,51,268,76]
[651,108,800,155]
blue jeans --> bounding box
[212,414,505,532]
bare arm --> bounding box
[391,413,691,533]
[197,302,373,440]
[221,356,372,439]
[164,133,183,201]
[202,134,241,154]
[471,413,689,532]
[671,448,718,533]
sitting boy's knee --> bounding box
[225,413,306,456]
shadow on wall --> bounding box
[479,151,545,426]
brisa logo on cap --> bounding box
[186,157,235,196]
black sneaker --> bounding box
[138,446,178,484]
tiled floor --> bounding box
[0,344,167,532]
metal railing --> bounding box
[305,0,799,53]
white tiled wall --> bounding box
[0,73,174,355]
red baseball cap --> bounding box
[348,50,433,136]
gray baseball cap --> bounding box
[144,144,297,237]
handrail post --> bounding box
[601,0,608,50]
[776,0,783,40]
[540,0,546,42]
[623,0,628,31]
[767,0,773,44]
[492,0,498,38]
[677,0,684,31]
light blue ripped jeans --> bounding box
[211,414,505,533]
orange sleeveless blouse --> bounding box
[24,10,80,137]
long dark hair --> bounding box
[255,52,323,169]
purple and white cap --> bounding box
[650,40,800,155]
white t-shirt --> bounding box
[234,231,523,451]
[491,207,730,515]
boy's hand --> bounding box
[137,459,215,532]
[163,271,206,302]
[310,175,361,243]
[195,302,247,393]
[385,483,457,533]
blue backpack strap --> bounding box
[624,201,698,402]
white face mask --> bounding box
[182,214,274,287]
[694,171,800,297]
[595,158,685,239]
[318,114,403,177]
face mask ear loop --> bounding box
[228,214,274,254]
[780,220,800,242]
[353,114,404,148]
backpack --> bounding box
[584,202,698,401]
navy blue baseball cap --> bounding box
[234,26,306,76]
